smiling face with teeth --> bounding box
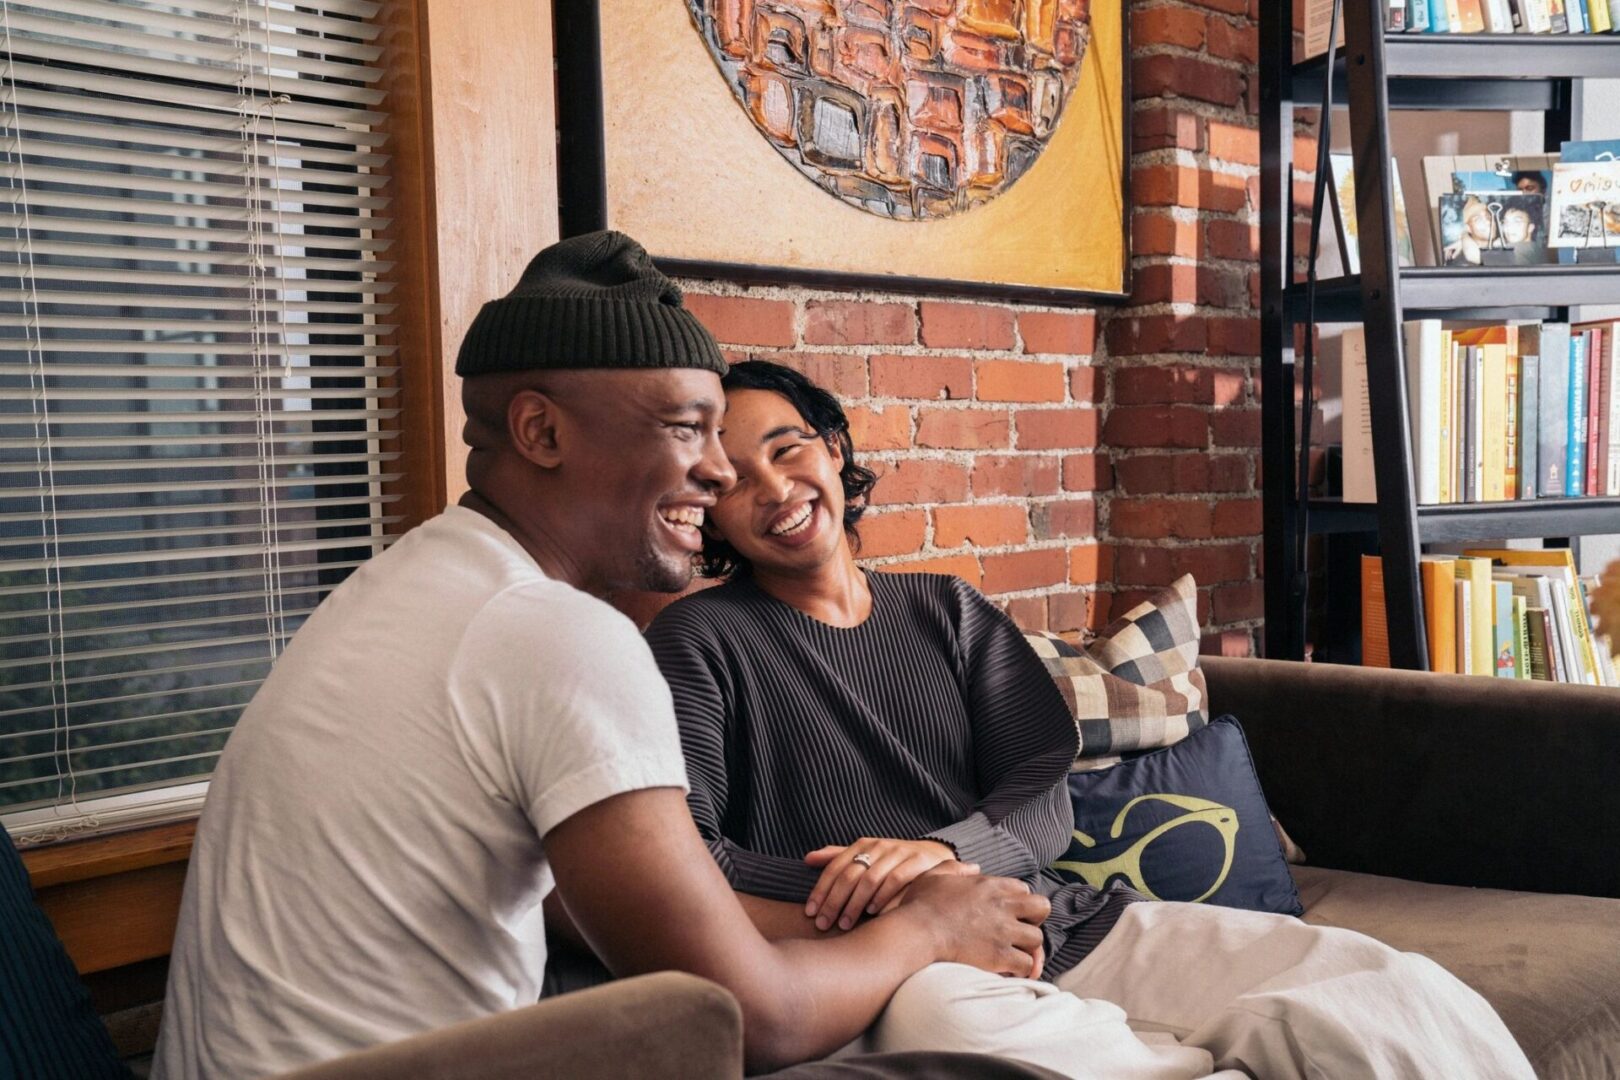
[582,371,734,593]
[709,387,854,580]
[462,367,735,597]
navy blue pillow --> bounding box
[1051,715,1303,916]
[0,830,132,1080]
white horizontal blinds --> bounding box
[0,0,399,827]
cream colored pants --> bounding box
[857,902,1535,1080]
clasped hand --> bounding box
[803,837,959,932]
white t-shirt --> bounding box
[152,507,689,1079]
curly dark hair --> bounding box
[698,360,878,579]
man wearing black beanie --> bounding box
[156,232,1063,1080]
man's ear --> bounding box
[507,389,564,469]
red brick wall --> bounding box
[678,1,1262,655]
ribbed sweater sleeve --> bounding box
[921,580,1079,880]
[644,608,823,903]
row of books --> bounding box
[1362,548,1619,684]
[1388,0,1620,32]
[1340,319,1620,504]
[1303,0,1620,54]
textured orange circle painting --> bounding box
[685,0,1093,221]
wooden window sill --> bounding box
[21,821,196,976]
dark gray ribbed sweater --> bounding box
[645,570,1139,979]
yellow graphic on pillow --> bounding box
[1051,794,1238,903]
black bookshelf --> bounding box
[1285,266,1620,321]
[1309,497,1620,542]
[1259,3,1620,670]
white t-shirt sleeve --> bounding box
[447,582,689,838]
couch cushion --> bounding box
[1294,864,1620,1079]
[1024,575,1207,766]
[1053,716,1303,916]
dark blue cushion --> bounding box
[1051,715,1303,916]
[0,830,132,1080]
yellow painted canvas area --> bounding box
[599,0,1126,296]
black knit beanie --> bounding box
[454,231,727,377]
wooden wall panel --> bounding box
[424,0,560,503]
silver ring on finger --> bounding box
[851,852,875,869]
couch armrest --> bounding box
[1203,657,1620,898]
[274,971,743,1080]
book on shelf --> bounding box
[1455,579,1472,671]
[1361,550,1619,684]
[1298,0,1345,59]
[1453,327,1512,501]
[1522,322,1571,496]
[1603,324,1620,493]
[1406,320,1444,505]
[1362,555,1391,667]
[1512,0,1554,31]
[1341,327,1377,503]
[1574,573,1613,683]
[1493,581,1520,676]
[1519,339,1539,499]
[1454,0,1489,30]
[1492,0,1523,28]
[1584,325,1605,496]
[1569,330,1588,495]
[1421,556,1458,673]
[1454,556,1495,675]
[1525,606,1553,680]
[1346,317,1620,505]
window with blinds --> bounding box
[0,0,399,835]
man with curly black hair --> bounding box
[645,359,1534,1080]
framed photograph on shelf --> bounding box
[1550,158,1620,257]
[554,0,1130,303]
[1439,193,1548,267]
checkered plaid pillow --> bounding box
[1024,574,1208,770]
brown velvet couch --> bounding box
[1205,656,1620,1079]
[268,657,1620,1078]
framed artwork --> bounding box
[555,0,1130,303]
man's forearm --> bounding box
[737,891,841,941]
